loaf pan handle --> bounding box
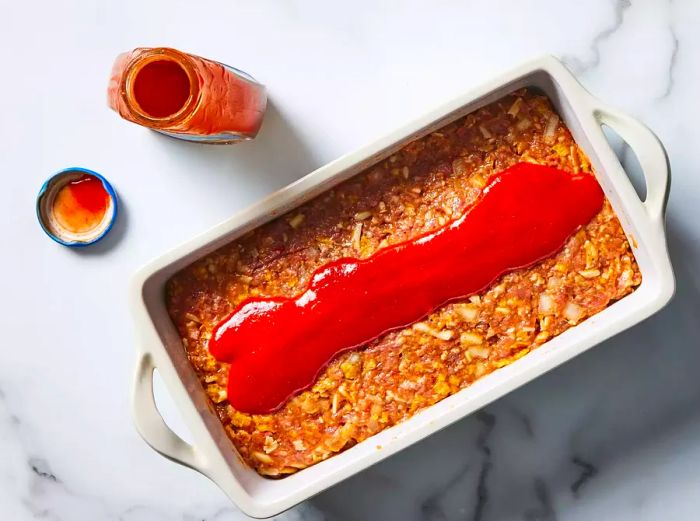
[132,351,205,471]
[592,105,670,222]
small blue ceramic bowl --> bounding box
[36,167,118,247]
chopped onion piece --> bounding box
[455,303,479,322]
[564,301,584,323]
[538,293,556,315]
[413,322,454,341]
[618,269,634,288]
[252,451,274,464]
[184,312,202,324]
[460,332,483,346]
[467,345,490,359]
[453,157,470,176]
[544,114,559,143]
[351,222,363,251]
[547,276,562,290]
[288,213,305,229]
[578,269,601,279]
[507,97,523,117]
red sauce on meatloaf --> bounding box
[166,90,641,477]
[210,164,604,414]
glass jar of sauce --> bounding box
[107,47,267,144]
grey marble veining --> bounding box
[1,0,699,520]
[562,0,632,74]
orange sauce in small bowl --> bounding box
[52,175,109,234]
[37,168,117,247]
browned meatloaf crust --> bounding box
[165,89,641,477]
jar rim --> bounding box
[120,48,200,128]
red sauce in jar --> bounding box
[53,174,109,234]
[209,163,605,414]
[132,59,191,118]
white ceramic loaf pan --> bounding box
[129,55,674,518]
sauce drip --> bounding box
[133,59,191,118]
[53,174,109,233]
[209,163,605,413]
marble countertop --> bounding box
[2,0,699,519]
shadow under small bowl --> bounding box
[36,167,118,247]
